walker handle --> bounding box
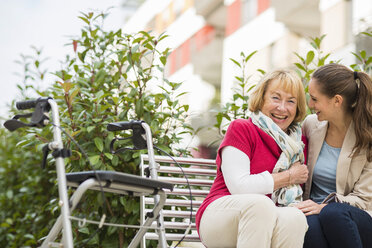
[16,97,51,110]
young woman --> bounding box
[297,63,372,248]
[196,70,309,248]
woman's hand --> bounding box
[295,199,326,216]
[272,162,308,190]
[289,162,308,184]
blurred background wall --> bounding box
[122,0,372,158]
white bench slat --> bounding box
[145,233,200,242]
[144,197,203,207]
[141,155,216,167]
[145,209,196,218]
[157,176,214,186]
[164,188,210,197]
[143,165,216,176]
[148,221,196,230]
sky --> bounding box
[0,0,131,118]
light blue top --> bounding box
[310,141,341,204]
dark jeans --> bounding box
[304,202,372,248]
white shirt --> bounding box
[221,146,274,194]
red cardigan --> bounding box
[195,118,308,233]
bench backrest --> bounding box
[140,154,217,247]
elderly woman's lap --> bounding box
[199,194,307,248]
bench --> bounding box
[140,154,217,247]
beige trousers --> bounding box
[199,194,308,248]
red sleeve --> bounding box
[216,119,254,170]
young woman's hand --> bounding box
[288,161,308,184]
[295,199,326,216]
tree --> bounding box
[0,11,193,247]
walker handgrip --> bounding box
[107,120,144,131]
[16,97,51,110]
[16,99,37,110]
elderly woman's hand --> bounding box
[289,162,308,184]
[272,162,309,190]
[295,199,326,216]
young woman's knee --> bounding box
[319,203,346,222]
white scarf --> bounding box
[251,111,304,206]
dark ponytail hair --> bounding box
[312,63,372,161]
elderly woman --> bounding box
[195,70,309,248]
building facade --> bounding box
[124,0,372,158]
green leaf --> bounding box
[351,52,363,63]
[133,37,144,43]
[176,92,188,98]
[87,234,99,245]
[294,63,306,71]
[366,56,372,64]
[319,34,326,43]
[90,28,98,38]
[104,153,113,160]
[318,54,330,66]
[87,126,95,133]
[24,234,35,239]
[78,50,87,62]
[131,52,141,63]
[294,52,305,64]
[245,50,257,62]
[95,90,104,101]
[6,190,13,199]
[360,50,366,59]
[361,31,372,37]
[304,69,315,79]
[310,41,318,50]
[94,137,103,152]
[131,44,140,53]
[235,76,243,82]
[135,99,144,117]
[306,51,315,65]
[158,34,169,42]
[112,97,119,105]
[145,43,154,50]
[216,113,223,126]
[107,225,118,236]
[139,30,151,38]
[112,156,119,166]
[119,197,126,206]
[229,58,241,68]
[78,16,90,25]
[89,155,100,165]
[78,227,90,234]
[160,56,167,65]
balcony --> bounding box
[272,0,321,37]
[194,0,226,29]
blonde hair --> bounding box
[249,69,306,123]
